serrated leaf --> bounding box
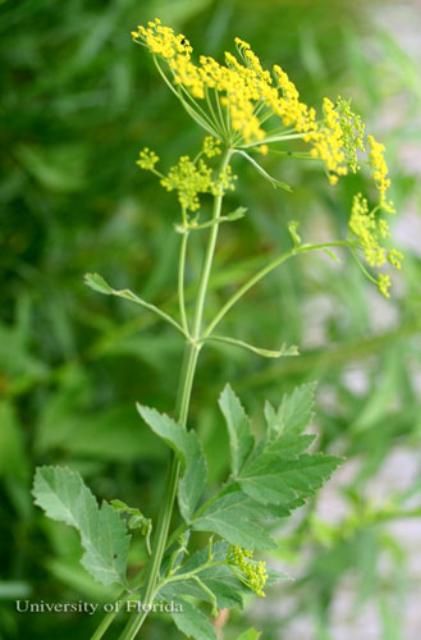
[193,492,275,550]
[266,382,317,438]
[32,466,130,587]
[264,434,316,457]
[170,598,217,640]
[238,453,340,506]
[84,272,113,295]
[136,405,207,523]
[218,385,254,477]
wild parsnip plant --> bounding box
[32,18,402,640]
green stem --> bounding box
[178,230,190,335]
[153,57,219,137]
[90,611,117,640]
[117,149,232,640]
[204,240,352,337]
[240,132,308,148]
[89,593,134,640]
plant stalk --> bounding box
[117,148,232,640]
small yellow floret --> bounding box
[137,147,159,171]
[367,135,393,211]
[349,193,385,267]
[228,545,268,597]
[161,156,212,212]
[377,273,391,298]
[349,193,403,297]
[202,136,222,158]
[388,248,403,270]
[311,98,346,185]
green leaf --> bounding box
[236,630,261,640]
[265,382,317,438]
[84,272,113,295]
[170,598,217,640]
[208,336,299,359]
[263,434,316,457]
[218,385,254,477]
[84,273,184,334]
[136,405,207,523]
[238,453,340,507]
[193,492,276,550]
[32,466,130,587]
[226,206,247,221]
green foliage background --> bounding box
[1,0,421,638]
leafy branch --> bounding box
[84,272,186,336]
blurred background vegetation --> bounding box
[1,0,421,638]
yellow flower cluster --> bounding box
[228,545,268,597]
[336,97,365,173]
[137,148,237,213]
[133,20,402,296]
[160,156,213,212]
[137,147,159,171]
[368,135,394,211]
[349,194,386,268]
[349,193,403,297]
[272,65,317,137]
[202,136,222,158]
[131,19,192,58]
[311,98,347,185]
[378,273,392,298]
[388,248,403,270]
[310,97,366,184]
[131,18,204,99]
[214,165,237,197]
[132,20,381,188]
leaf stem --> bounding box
[107,287,185,336]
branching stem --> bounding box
[204,240,352,337]
[117,149,233,640]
